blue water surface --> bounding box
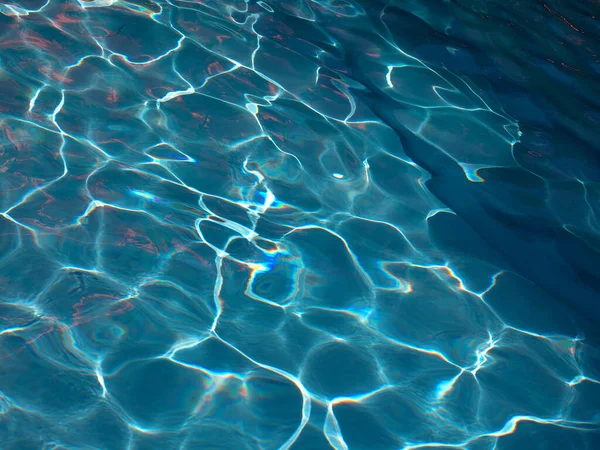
[1,0,600,448]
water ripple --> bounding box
[0,0,599,448]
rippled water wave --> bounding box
[0,0,599,448]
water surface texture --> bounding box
[1,0,600,448]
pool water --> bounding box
[0,0,599,448]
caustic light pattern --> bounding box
[0,0,599,449]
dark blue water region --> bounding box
[1,0,600,449]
